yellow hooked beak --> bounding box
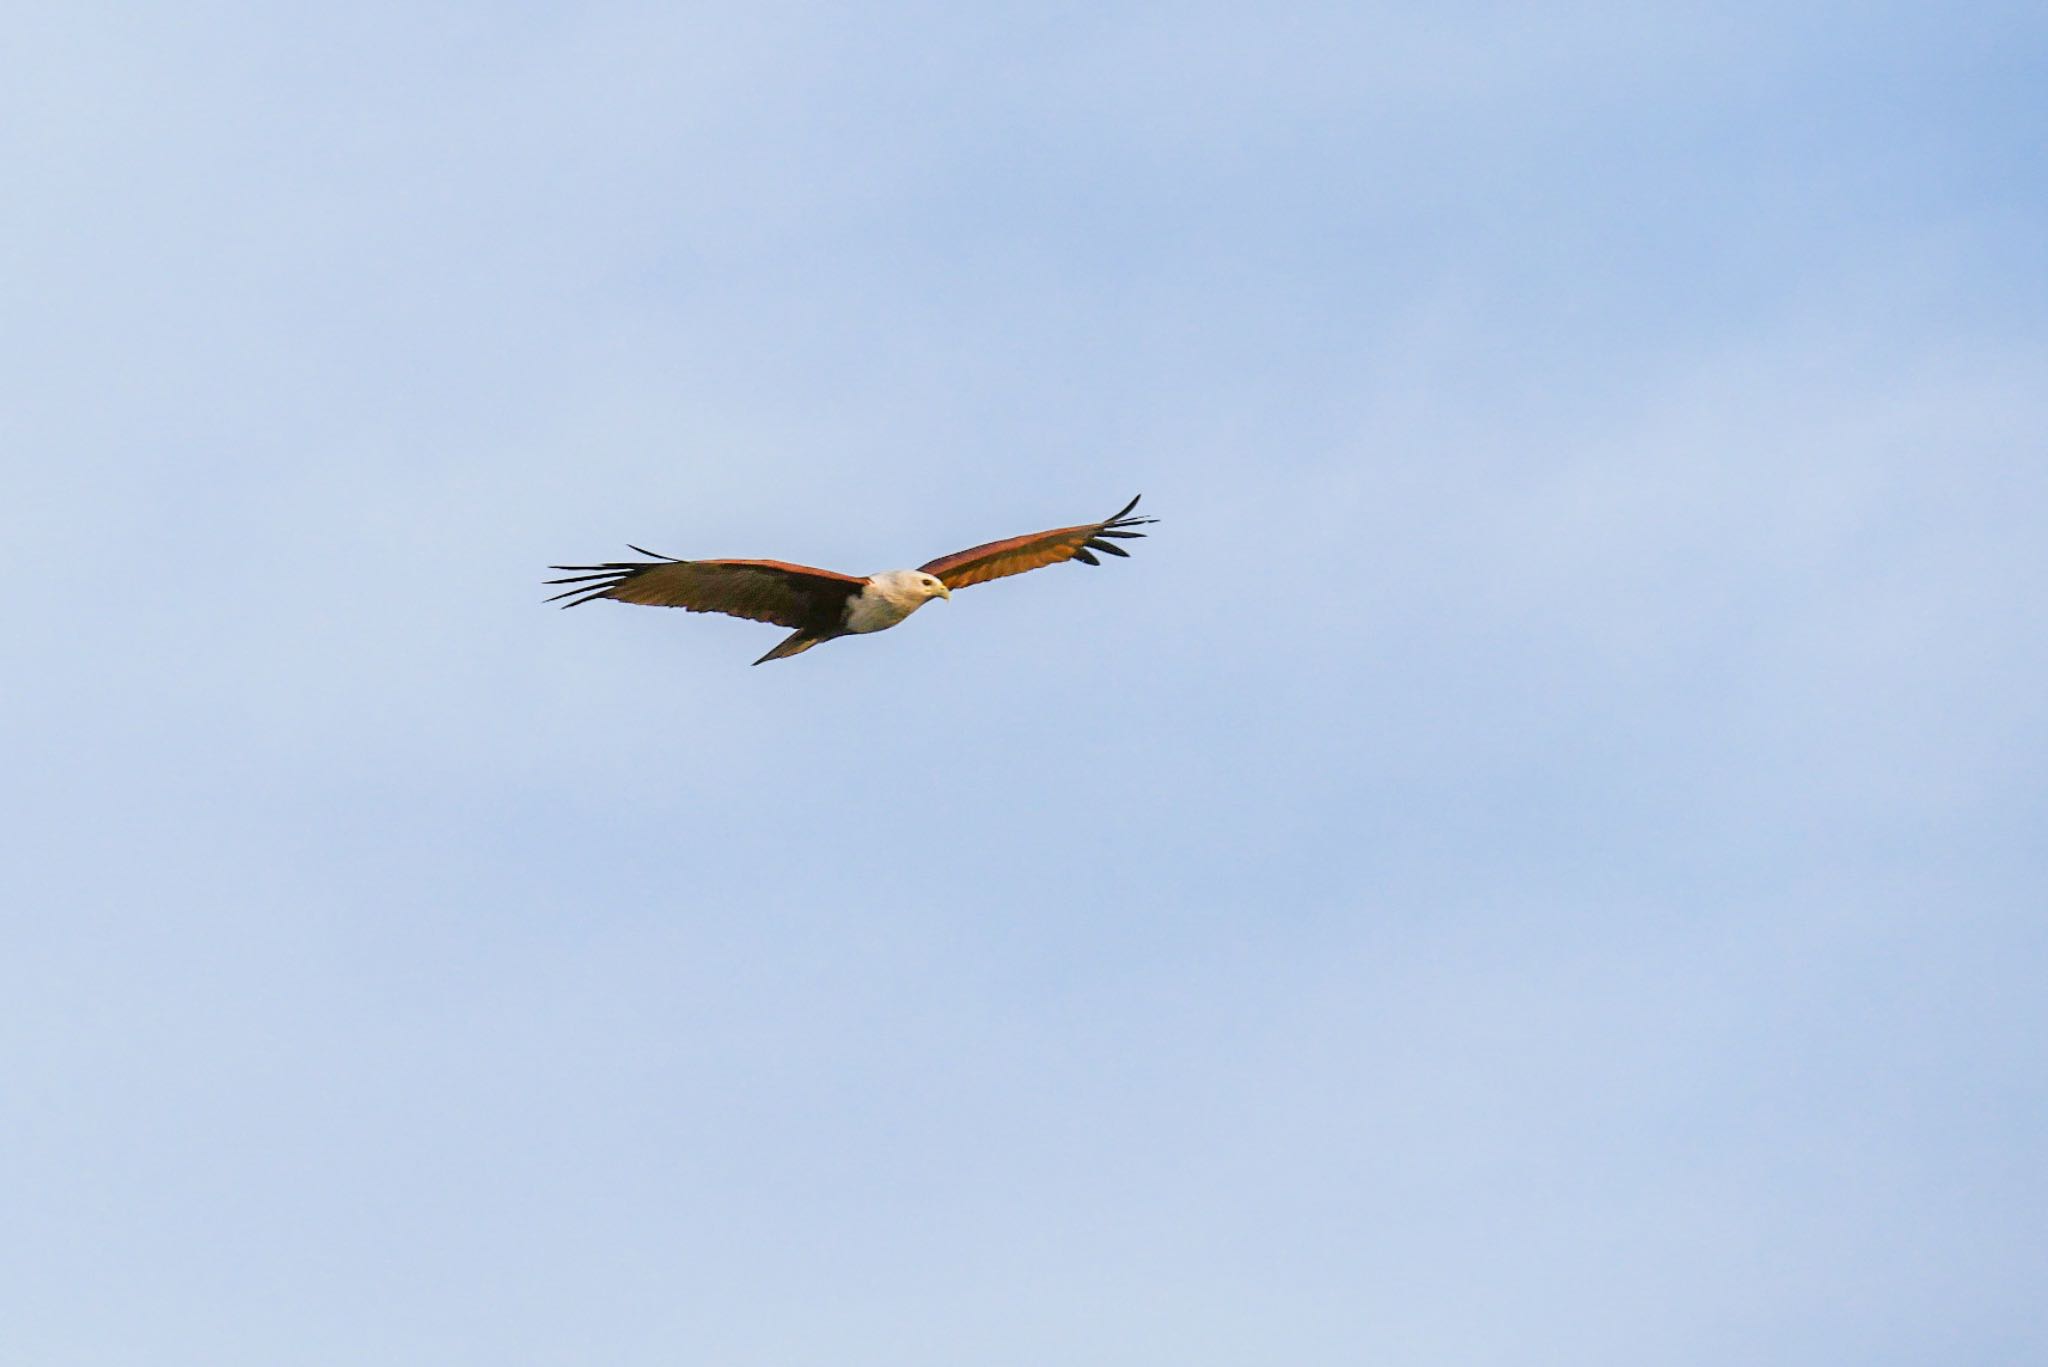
[936,583,952,601]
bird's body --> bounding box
[757,568,954,663]
[844,569,947,634]
[548,495,1156,664]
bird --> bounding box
[547,494,1157,664]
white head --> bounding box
[871,569,951,604]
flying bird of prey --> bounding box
[547,494,1157,664]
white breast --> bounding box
[844,577,927,633]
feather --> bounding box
[544,556,864,627]
[917,495,1157,591]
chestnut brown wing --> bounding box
[546,552,865,630]
[918,495,1156,591]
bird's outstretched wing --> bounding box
[918,495,1157,591]
[546,551,865,628]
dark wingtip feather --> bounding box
[546,544,680,607]
[548,584,616,608]
[1102,493,1157,534]
[545,559,642,607]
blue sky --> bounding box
[5,3,2046,1362]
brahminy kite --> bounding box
[547,495,1157,664]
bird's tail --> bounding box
[753,630,828,666]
